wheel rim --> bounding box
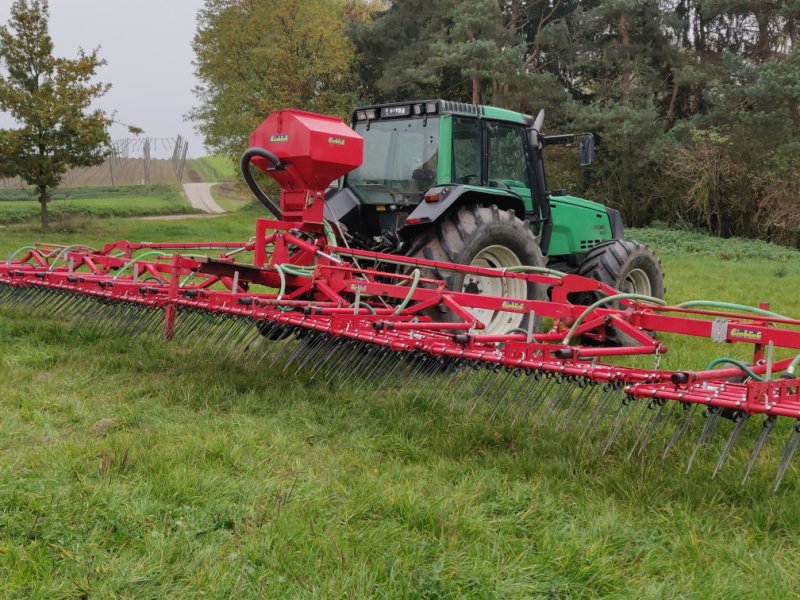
[462,245,527,334]
[620,268,652,296]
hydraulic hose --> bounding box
[705,357,765,382]
[394,268,420,315]
[787,354,800,376]
[506,265,567,278]
[562,292,667,345]
[240,147,284,220]
[675,300,788,320]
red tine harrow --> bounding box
[2,108,800,488]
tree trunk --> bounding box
[38,186,49,230]
[472,77,481,104]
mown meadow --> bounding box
[0,185,198,226]
[1,212,800,598]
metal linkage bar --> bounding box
[3,228,800,486]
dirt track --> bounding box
[182,182,225,214]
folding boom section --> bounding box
[2,109,800,488]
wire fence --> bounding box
[0,136,190,189]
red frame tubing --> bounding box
[3,232,800,423]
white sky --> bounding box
[0,0,207,156]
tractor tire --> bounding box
[576,239,665,346]
[408,204,546,335]
[577,239,665,299]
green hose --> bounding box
[394,268,420,315]
[323,220,338,249]
[47,245,96,271]
[562,293,667,345]
[676,300,788,320]
[112,251,170,280]
[507,265,567,278]
[275,264,288,301]
[787,354,800,376]
[705,357,764,382]
[6,246,39,263]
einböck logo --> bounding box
[501,300,525,311]
[270,134,288,143]
[729,327,763,342]
[328,136,346,146]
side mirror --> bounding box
[579,134,594,166]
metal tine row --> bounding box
[5,284,800,489]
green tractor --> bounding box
[324,100,664,334]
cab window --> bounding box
[486,122,528,187]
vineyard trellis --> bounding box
[0,136,191,189]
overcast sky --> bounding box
[0,0,208,156]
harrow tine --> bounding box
[580,383,621,438]
[662,403,698,458]
[554,379,592,433]
[258,330,295,369]
[225,319,265,361]
[488,369,522,420]
[343,344,381,388]
[371,349,407,393]
[295,333,336,375]
[637,399,677,456]
[603,396,644,455]
[411,356,444,403]
[626,399,665,460]
[533,375,570,430]
[636,401,675,456]
[308,337,345,380]
[525,374,561,423]
[742,415,776,485]
[564,381,602,433]
[448,362,482,407]
[222,317,258,359]
[507,371,545,425]
[774,421,800,490]
[323,340,361,385]
[686,407,722,473]
[500,369,541,422]
[467,365,501,415]
[712,412,748,479]
[430,360,467,408]
[281,333,317,373]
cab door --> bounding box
[484,121,533,213]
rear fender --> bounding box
[400,185,525,240]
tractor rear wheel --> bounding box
[408,204,546,335]
[578,239,665,299]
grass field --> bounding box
[0,185,198,226]
[1,217,800,598]
[189,156,237,183]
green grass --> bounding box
[0,185,198,225]
[189,156,237,182]
[210,182,255,213]
[2,219,800,597]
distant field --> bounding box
[0,159,182,188]
[188,156,237,182]
[0,185,197,225]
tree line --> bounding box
[194,0,798,245]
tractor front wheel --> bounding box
[408,204,546,335]
[578,239,665,299]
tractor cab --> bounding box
[327,99,621,270]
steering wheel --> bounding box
[459,174,479,184]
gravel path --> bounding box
[182,182,225,214]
